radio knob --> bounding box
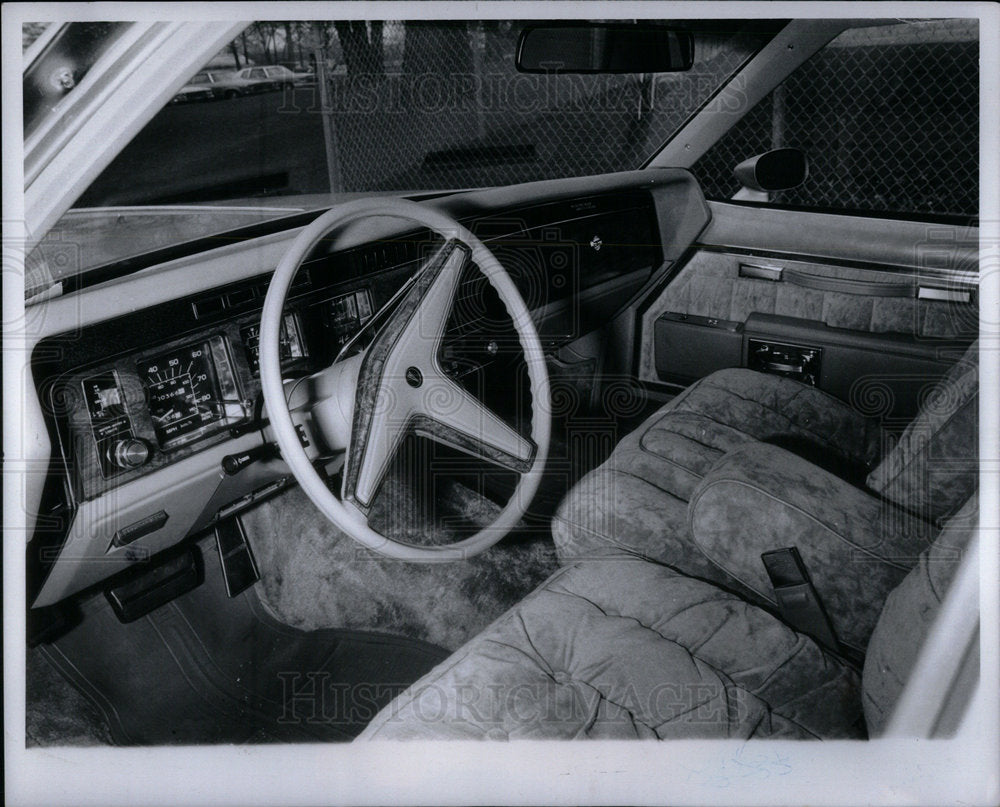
[110,438,150,470]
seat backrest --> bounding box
[866,340,978,523]
[861,493,977,735]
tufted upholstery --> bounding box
[359,500,974,740]
[359,559,864,740]
[555,344,978,592]
[359,345,979,741]
[688,443,937,653]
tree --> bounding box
[482,20,517,64]
[247,22,281,65]
[402,21,472,76]
[284,22,294,66]
[369,22,384,74]
[334,21,384,75]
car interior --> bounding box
[14,15,984,751]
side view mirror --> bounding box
[516,23,695,74]
[733,148,809,195]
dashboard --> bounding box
[27,170,710,608]
[47,268,390,504]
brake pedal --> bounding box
[214,515,260,598]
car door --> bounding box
[634,18,978,426]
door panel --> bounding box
[636,202,978,422]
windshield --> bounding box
[26,20,780,294]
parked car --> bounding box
[10,11,993,807]
[192,69,258,99]
[169,70,257,102]
[168,77,215,104]
[234,64,313,91]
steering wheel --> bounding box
[259,197,550,561]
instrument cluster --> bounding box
[55,282,380,502]
[137,336,245,449]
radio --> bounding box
[747,338,822,386]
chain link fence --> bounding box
[691,19,979,217]
[73,19,979,218]
[305,21,771,193]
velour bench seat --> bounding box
[359,496,975,740]
[552,342,978,616]
[358,343,978,740]
[552,368,880,582]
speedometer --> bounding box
[137,336,245,449]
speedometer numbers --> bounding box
[137,336,246,450]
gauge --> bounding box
[240,312,306,375]
[81,371,138,477]
[137,336,245,449]
[83,371,127,425]
[325,289,373,348]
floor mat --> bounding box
[36,539,449,745]
[26,645,113,746]
[243,478,560,651]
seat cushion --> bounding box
[554,368,880,573]
[867,341,978,523]
[689,443,938,653]
[359,559,863,740]
[862,494,976,735]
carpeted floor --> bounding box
[238,389,661,653]
[34,540,451,745]
[26,646,114,746]
[243,475,560,652]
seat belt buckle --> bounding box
[761,547,840,651]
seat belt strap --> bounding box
[761,547,841,652]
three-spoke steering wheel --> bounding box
[259,198,550,561]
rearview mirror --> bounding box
[516,23,695,74]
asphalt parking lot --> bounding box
[81,88,330,206]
